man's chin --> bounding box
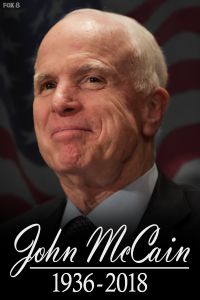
[52,161,85,176]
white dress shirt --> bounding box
[60,164,158,233]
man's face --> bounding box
[33,15,145,180]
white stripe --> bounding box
[156,91,200,146]
[164,32,200,65]
[174,159,200,186]
[145,0,200,33]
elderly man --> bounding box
[33,8,169,230]
[3,8,199,240]
[1,8,200,298]
[31,8,200,235]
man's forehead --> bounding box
[40,10,128,49]
[34,10,134,77]
[36,27,130,70]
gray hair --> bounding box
[67,9,168,95]
[121,16,168,94]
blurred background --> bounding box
[0,0,200,223]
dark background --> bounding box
[0,0,200,223]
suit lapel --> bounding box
[36,173,191,241]
[43,174,191,235]
[37,197,67,240]
[138,172,191,231]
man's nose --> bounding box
[51,83,82,115]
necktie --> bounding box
[60,216,96,245]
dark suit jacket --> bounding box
[1,172,200,297]
[3,171,200,243]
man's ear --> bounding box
[142,87,169,137]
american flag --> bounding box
[0,0,200,223]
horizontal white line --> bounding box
[30,266,189,270]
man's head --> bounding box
[33,9,169,188]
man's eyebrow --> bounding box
[33,63,115,85]
[73,63,114,76]
[76,63,112,75]
[33,73,52,86]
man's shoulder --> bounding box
[159,173,200,209]
[1,197,66,240]
[141,172,200,235]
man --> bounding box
[31,8,200,234]
[33,8,169,231]
[1,8,200,297]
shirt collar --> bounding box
[60,164,158,233]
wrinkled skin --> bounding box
[33,11,168,212]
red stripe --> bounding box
[156,124,200,178]
[155,7,200,45]
[0,127,53,204]
[168,60,200,94]
[128,0,165,23]
[0,128,18,161]
[0,195,31,223]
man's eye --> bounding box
[36,81,57,96]
[80,76,106,90]
[43,81,56,90]
[88,77,102,83]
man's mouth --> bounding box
[51,126,92,137]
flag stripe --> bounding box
[0,127,54,204]
[164,33,200,65]
[168,60,200,94]
[157,124,200,177]
[155,6,200,45]
[0,195,31,222]
[128,0,164,23]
